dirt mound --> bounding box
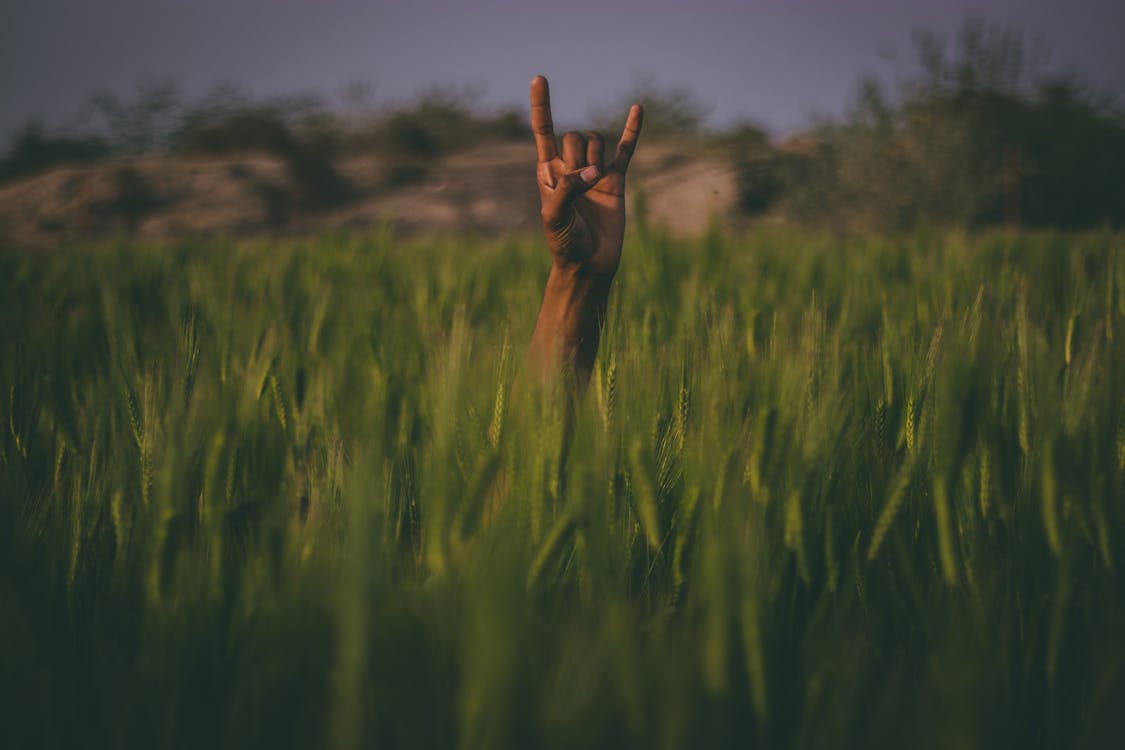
[0,142,738,246]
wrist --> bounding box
[548,258,615,293]
[530,262,614,382]
[549,241,622,283]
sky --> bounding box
[2,0,1124,144]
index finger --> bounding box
[530,75,557,163]
[610,104,644,173]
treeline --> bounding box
[3,19,1123,231]
[735,19,1125,230]
[0,83,530,209]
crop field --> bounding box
[1,226,1123,748]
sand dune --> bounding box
[0,142,738,246]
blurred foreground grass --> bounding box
[1,226,1123,749]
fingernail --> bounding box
[579,166,599,183]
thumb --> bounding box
[556,165,601,200]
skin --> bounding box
[527,75,644,391]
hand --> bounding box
[531,75,644,278]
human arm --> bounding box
[526,75,644,390]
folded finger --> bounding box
[585,132,605,174]
[562,131,586,171]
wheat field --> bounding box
[1,225,1123,748]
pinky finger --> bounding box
[610,104,644,173]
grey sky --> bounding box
[2,0,1123,144]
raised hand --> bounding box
[531,75,643,278]
[527,76,643,388]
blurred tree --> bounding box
[593,74,710,138]
[0,121,109,183]
[778,17,1125,230]
[168,85,355,212]
[86,80,183,155]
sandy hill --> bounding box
[0,142,740,247]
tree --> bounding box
[781,18,1125,230]
[86,80,183,155]
[593,74,709,138]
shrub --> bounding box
[110,166,162,233]
[782,19,1125,230]
[0,122,110,183]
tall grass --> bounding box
[1,226,1123,748]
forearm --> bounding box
[528,262,614,390]
[523,75,640,393]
